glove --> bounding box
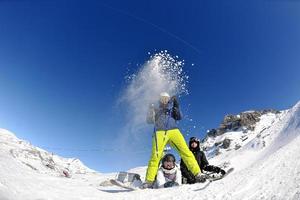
[171,96,179,108]
[164,181,179,188]
[141,181,153,189]
[214,166,221,173]
[214,166,226,175]
[220,169,226,175]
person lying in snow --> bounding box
[154,153,182,188]
[180,137,226,184]
[142,92,206,189]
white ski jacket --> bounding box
[155,164,182,188]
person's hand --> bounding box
[170,96,177,102]
[220,169,226,175]
[164,181,179,188]
[171,96,179,107]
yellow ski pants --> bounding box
[145,129,201,182]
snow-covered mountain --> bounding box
[1,129,94,176]
[201,108,286,169]
[1,101,300,200]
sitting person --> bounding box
[155,153,182,188]
[180,137,226,184]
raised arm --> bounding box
[171,96,182,120]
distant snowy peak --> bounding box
[0,128,18,140]
[0,129,95,178]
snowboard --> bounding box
[109,172,142,191]
[194,167,234,191]
[107,168,234,191]
[110,179,141,191]
[207,167,234,181]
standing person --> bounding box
[155,154,181,188]
[142,92,206,189]
[180,137,226,184]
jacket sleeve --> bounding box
[175,166,182,185]
[156,168,167,188]
[200,151,209,169]
[171,97,182,120]
[146,105,155,124]
[203,165,221,173]
[199,151,221,173]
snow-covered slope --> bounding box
[0,129,94,176]
[0,129,115,200]
[202,109,287,171]
[1,101,300,200]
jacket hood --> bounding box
[189,137,200,152]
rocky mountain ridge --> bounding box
[202,109,284,158]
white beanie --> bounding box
[160,92,170,98]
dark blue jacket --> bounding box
[146,98,182,131]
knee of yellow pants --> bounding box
[167,129,201,175]
[146,156,161,182]
[148,155,160,167]
[181,155,201,175]
[146,130,169,182]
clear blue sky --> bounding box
[0,0,299,173]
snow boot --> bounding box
[195,173,207,183]
[140,181,154,189]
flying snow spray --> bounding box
[120,50,189,135]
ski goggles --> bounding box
[190,137,200,143]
